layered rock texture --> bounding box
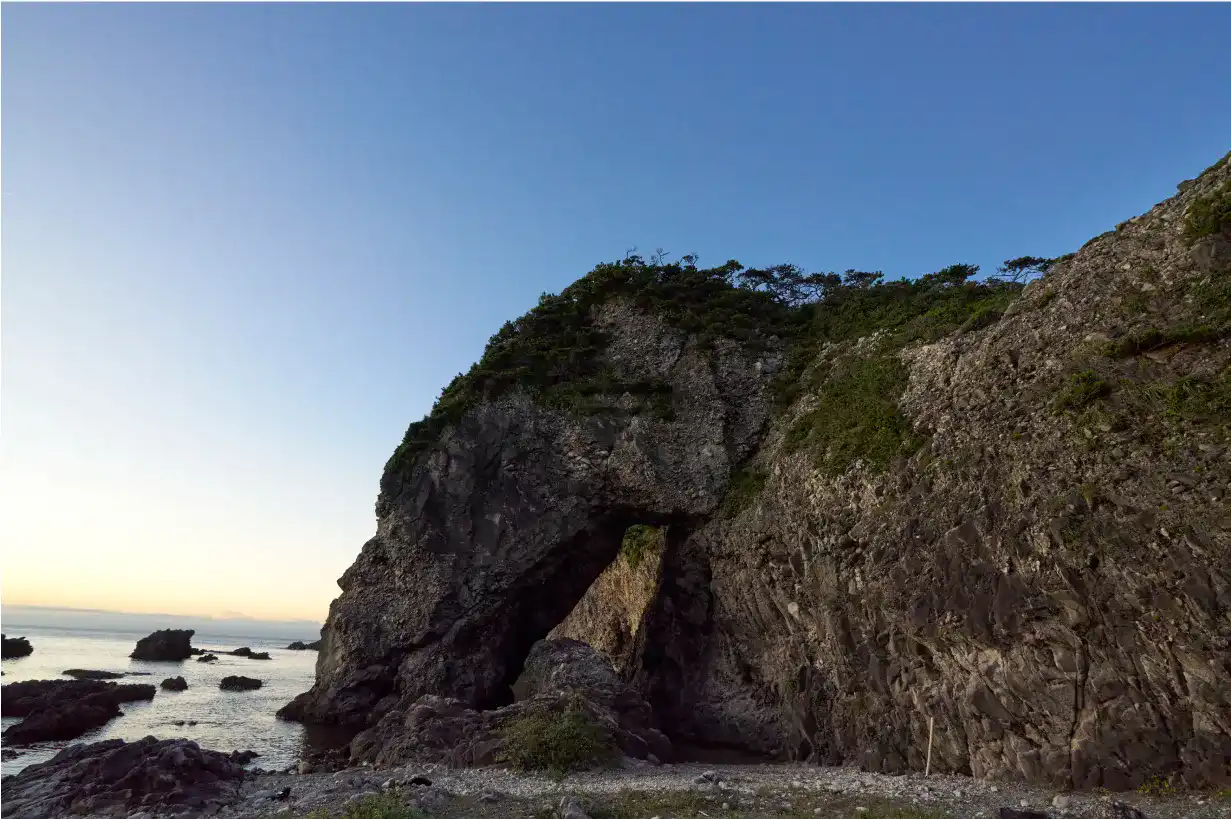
[283,154,1231,789]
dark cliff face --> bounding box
[284,154,1231,788]
[280,299,783,727]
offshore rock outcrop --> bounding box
[283,153,1231,789]
[2,634,34,659]
[130,629,195,662]
[1,679,157,744]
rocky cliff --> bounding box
[282,153,1231,790]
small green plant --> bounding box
[619,524,664,569]
[1184,177,1231,242]
[498,707,617,776]
[1054,370,1111,413]
[720,466,769,518]
[305,793,427,819]
[1136,775,1177,797]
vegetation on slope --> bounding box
[384,252,1050,485]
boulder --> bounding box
[1,634,33,659]
[229,647,253,657]
[1,679,157,744]
[248,651,272,660]
[286,641,309,650]
[220,676,262,692]
[62,669,126,680]
[0,736,245,819]
[196,653,219,663]
[228,749,260,765]
[349,639,670,767]
[130,629,195,662]
[160,676,188,692]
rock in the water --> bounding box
[229,749,260,764]
[0,736,245,819]
[1,634,33,659]
[197,653,219,663]
[248,651,272,660]
[1,679,157,744]
[61,669,126,680]
[220,675,263,691]
[287,641,309,650]
[130,629,195,662]
[160,676,188,691]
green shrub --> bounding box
[619,524,664,569]
[1054,370,1111,413]
[1184,177,1231,242]
[305,793,427,819]
[499,708,617,775]
[784,354,921,475]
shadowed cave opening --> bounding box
[482,514,687,710]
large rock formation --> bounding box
[1,679,157,744]
[0,737,245,819]
[130,629,195,661]
[282,153,1231,789]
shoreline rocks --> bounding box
[1,679,157,744]
[130,629,196,662]
[2,634,34,659]
[0,736,245,819]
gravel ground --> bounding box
[199,761,1229,819]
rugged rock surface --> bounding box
[282,154,1231,789]
[161,676,189,691]
[130,629,195,662]
[349,639,671,767]
[2,634,33,659]
[1,679,157,744]
[220,676,263,691]
[62,669,126,680]
[0,737,245,819]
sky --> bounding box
[2,4,1229,623]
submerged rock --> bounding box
[197,653,219,663]
[220,675,263,692]
[130,629,195,662]
[0,736,245,819]
[61,669,126,680]
[160,676,188,691]
[1,679,157,744]
[1,634,33,659]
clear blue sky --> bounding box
[2,3,1229,620]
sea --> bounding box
[0,624,344,778]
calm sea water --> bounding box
[0,625,329,777]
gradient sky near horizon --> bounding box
[2,4,1229,622]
